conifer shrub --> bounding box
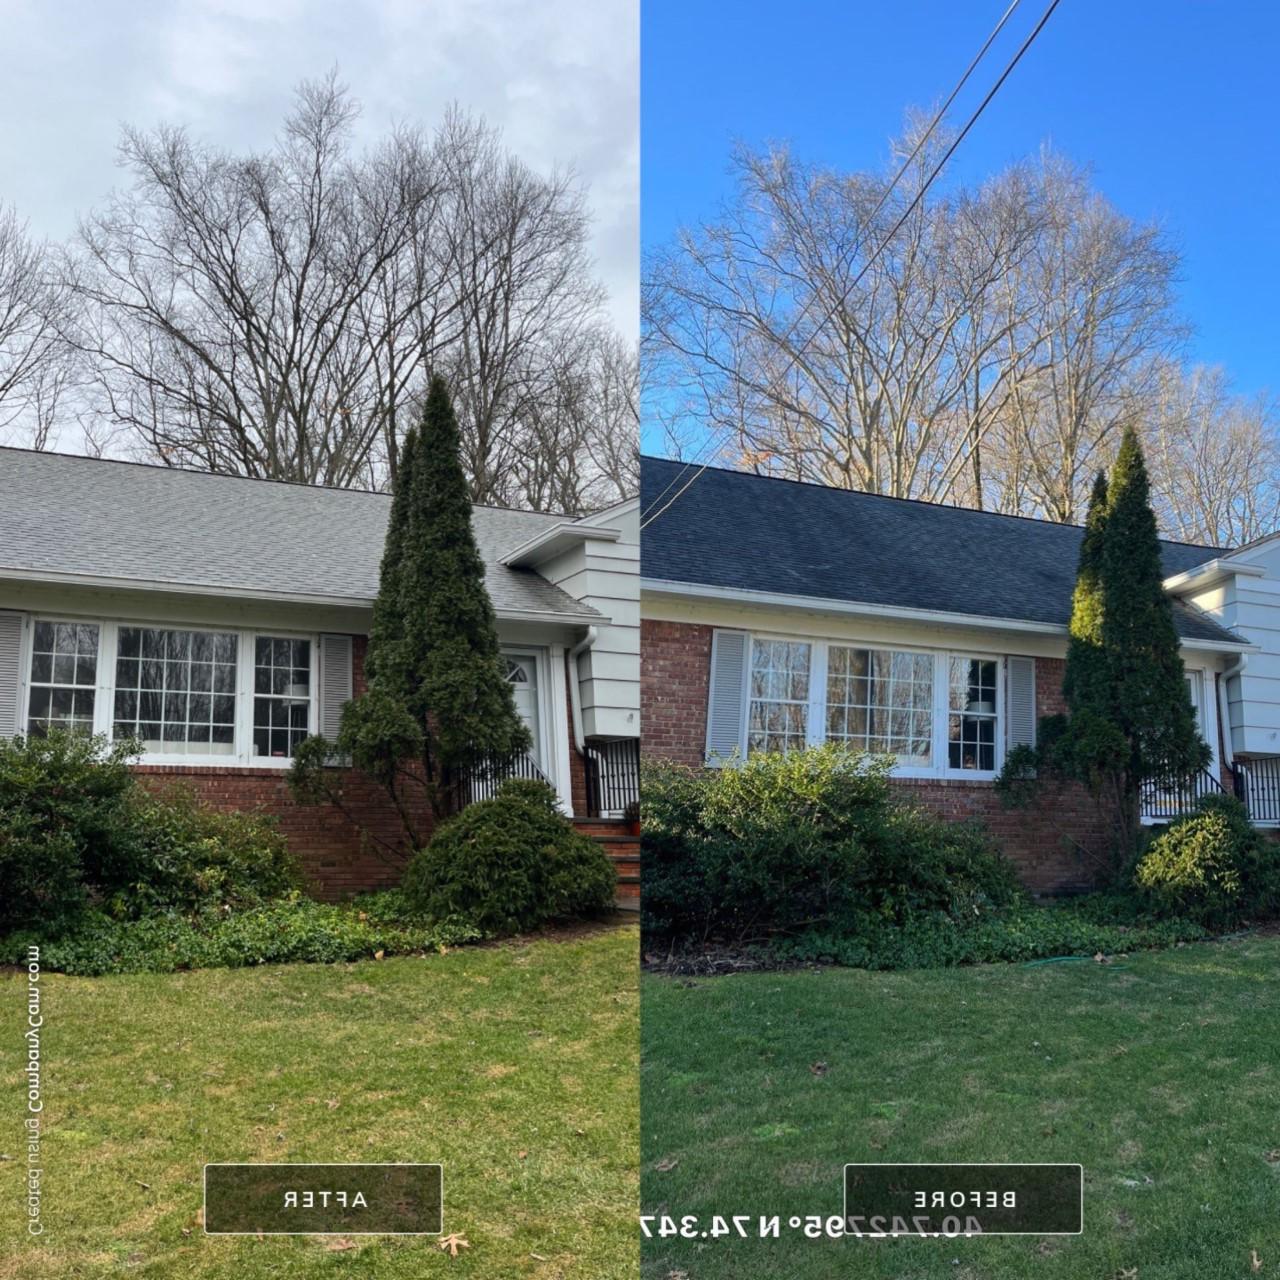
[402,778,616,935]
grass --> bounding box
[3,922,638,1279]
[641,934,1280,1279]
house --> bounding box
[0,447,641,901]
[639,456,1273,894]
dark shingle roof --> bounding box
[0,447,600,620]
[640,457,1240,645]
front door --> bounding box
[503,652,541,766]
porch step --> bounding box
[575,819,640,911]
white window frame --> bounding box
[21,616,318,769]
[741,630,1006,781]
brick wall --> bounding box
[639,621,1108,894]
[135,762,417,899]
[131,635,612,901]
[640,618,713,769]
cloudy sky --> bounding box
[0,0,638,339]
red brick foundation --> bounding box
[639,622,1110,894]
[135,764,418,900]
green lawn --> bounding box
[4,923,638,1279]
[642,936,1280,1279]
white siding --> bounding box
[535,499,640,740]
[1183,544,1280,755]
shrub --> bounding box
[0,732,301,930]
[0,895,484,976]
[0,732,137,930]
[780,903,1208,971]
[98,786,301,917]
[402,778,616,935]
[1135,792,1280,928]
[642,745,1021,943]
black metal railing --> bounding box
[1233,756,1280,825]
[1139,767,1227,822]
[451,750,554,809]
[584,737,641,818]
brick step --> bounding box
[573,820,637,835]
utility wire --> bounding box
[641,0,1061,531]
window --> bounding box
[253,637,312,759]
[732,632,1004,777]
[748,638,811,754]
[27,621,99,736]
[827,646,933,765]
[114,627,238,755]
[948,657,998,772]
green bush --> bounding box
[0,732,137,930]
[403,778,616,935]
[98,785,301,917]
[0,895,484,976]
[0,731,301,931]
[1135,792,1280,928]
[642,745,1022,943]
[780,904,1209,971]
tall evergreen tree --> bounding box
[402,375,530,803]
[363,422,420,695]
[1062,470,1109,717]
[1100,427,1208,844]
[289,376,530,848]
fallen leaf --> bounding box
[323,1237,358,1252]
[810,1061,829,1077]
[439,1232,470,1258]
[1252,1251,1263,1273]
[357,912,368,921]
[1266,1149,1280,1164]
[654,1156,679,1172]
[326,1099,340,1110]
[1116,1269,1138,1279]
[517,1150,528,1160]
[530,1253,547,1261]
[374,950,385,960]
[135,1180,151,1190]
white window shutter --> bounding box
[1006,656,1036,750]
[705,629,749,766]
[318,634,353,743]
[0,612,22,739]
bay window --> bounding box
[23,617,316,765]
[736,633,1005,778]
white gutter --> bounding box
[1217,653,1249,768]
[567,626,598,753]
[641,577,1257,653]
[0,566,602,626]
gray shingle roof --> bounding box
[0,447,600,620]
[640,457,1241,645]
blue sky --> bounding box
[642,0,1280,450]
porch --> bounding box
[1140,757,1280,827]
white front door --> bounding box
[1185,670,1204,735]
[503,652,541,766]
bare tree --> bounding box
[644,128,1185,522]
[60,75,615,503]
[0,206,74,449]
[1143,361,1280,547]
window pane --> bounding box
[26,620,100,738]
[747,638,810,754]
[111,628,237,754]
[251,637,312,758]
[948,656,999,771]
[827,644,932,765]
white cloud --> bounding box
[0,0,637,337]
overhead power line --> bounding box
[640,0,1062,531]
